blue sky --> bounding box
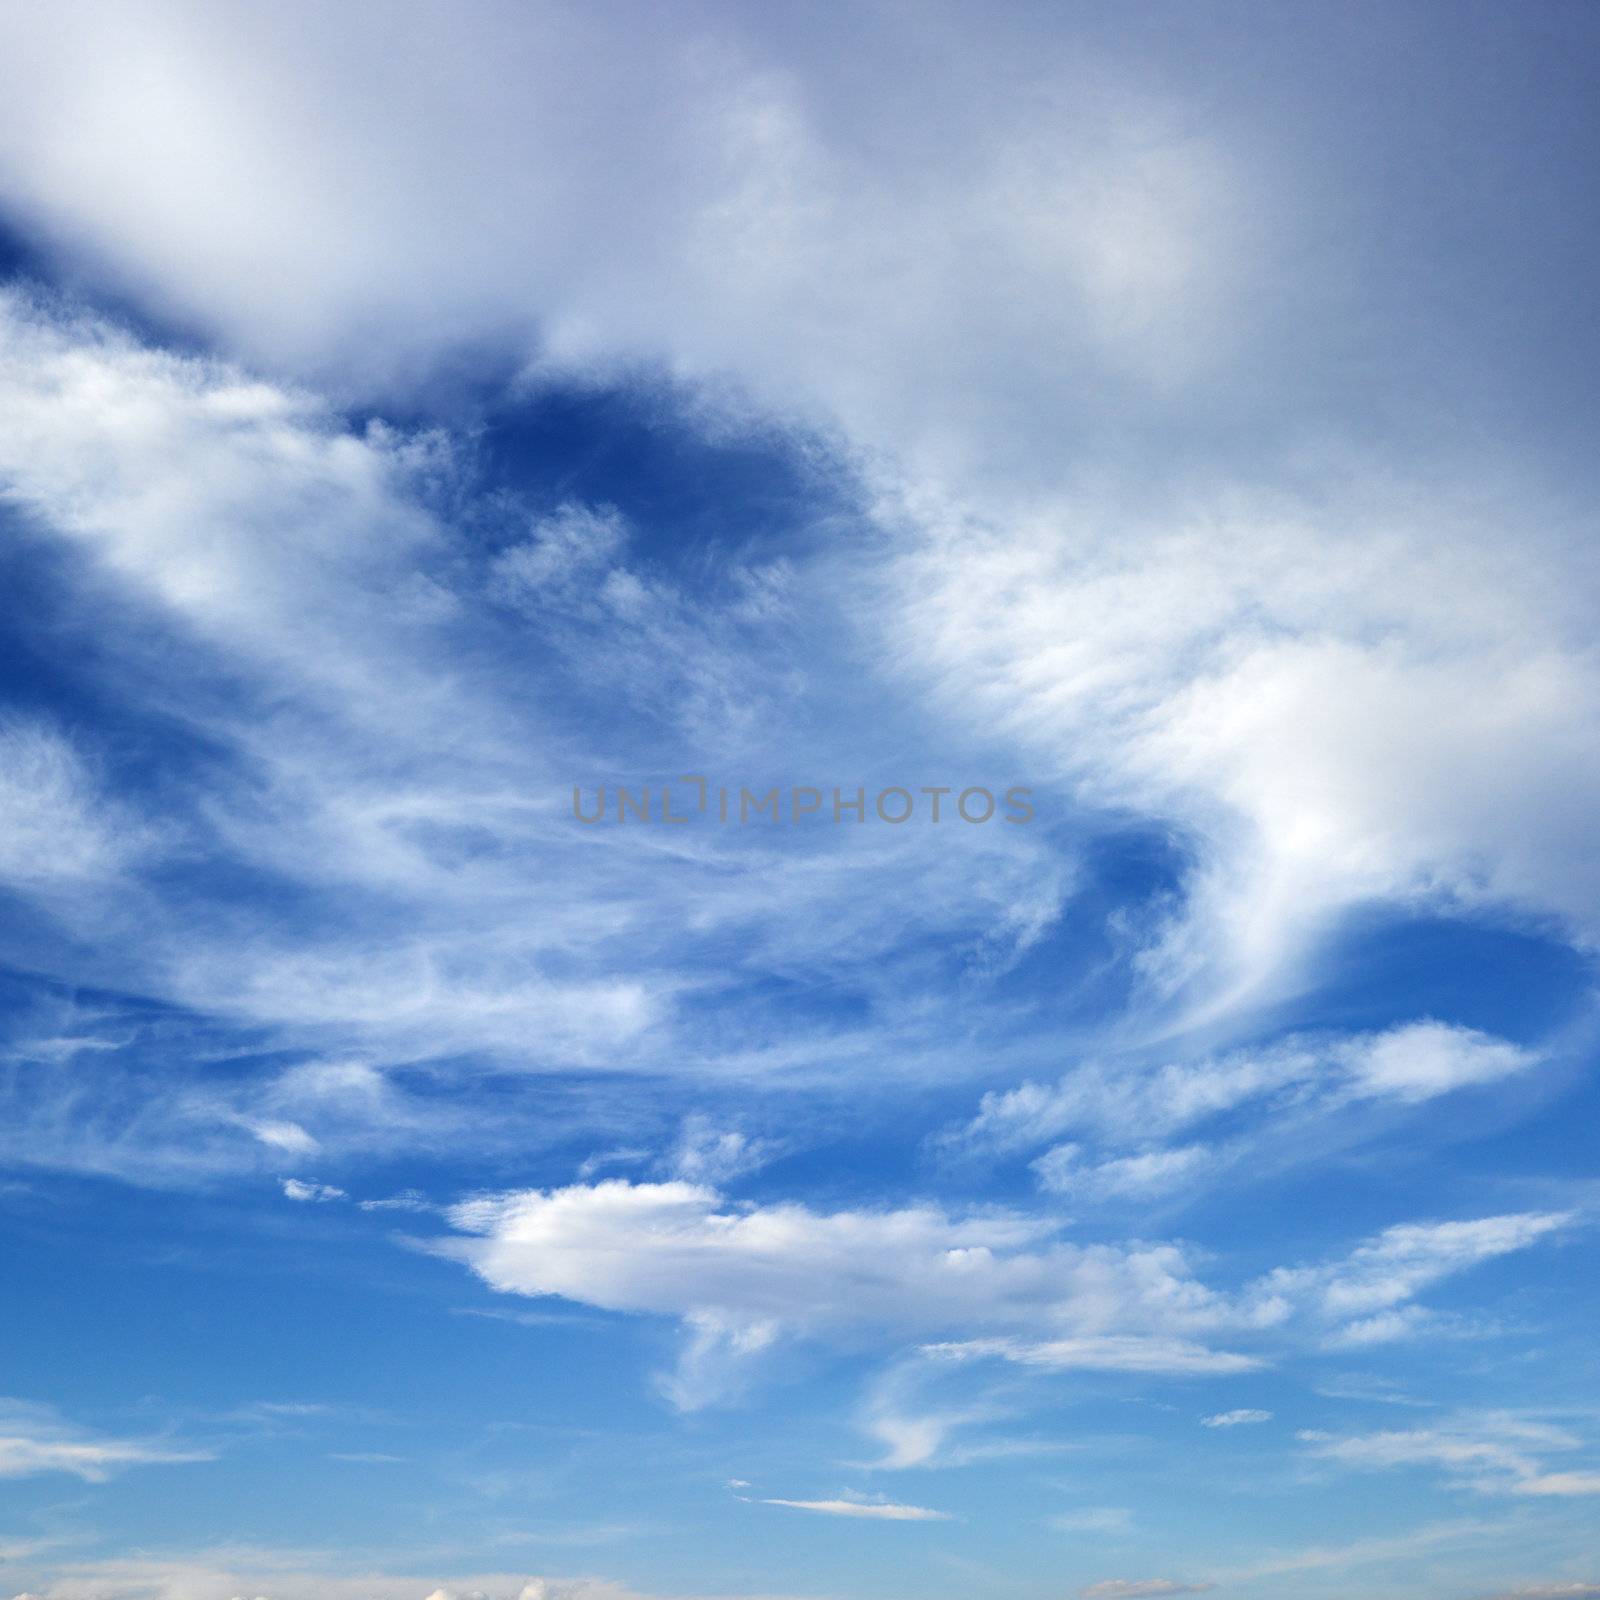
[0,4,1598,1598]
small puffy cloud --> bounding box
[280,1178,347,1203]
[1201,1408,1271,1427]
[1342,1022,1537,1103]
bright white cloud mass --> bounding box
[0,4,1597,1600]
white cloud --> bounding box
[924,1337,1260,1376]
[434,1178,1273,1402]
[1299,1415,1600,1498]
[1052,1507,1135,1534]
[280,1179,346,1204]
[668,1115,776,1187]
[1256,1212,1574,1341]
[248,1120,319,1155]
[887,478,1600,1020]
[0,1402,210,1482]
[0,4,1253,453]
[434,1181,1574,1401]
[1032,1143,1211,1200]
[0,718,145,888]
[953,1022,1541,1161]
[489,504,630,612]
[0,290,1083,1202]
[1200,1409,1271,1428]
[854,1360,1013,1471]
[0,10,1589,1592]
[356,1189,436,1214]
[1510,1473,1600,1498]
[949,1023,1549,1212]
[0,2,1593,1046]
[1342,1024,1538,1103]
[757,1495,951,1522]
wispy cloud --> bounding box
[1200,1409,1271,1428]
[0,1401,211,1482]
[757,1495,952,1522]
[1256,1212,1576,1346]
[1079,1581,1214,1598]
[948,1023,1543,1203]
[1300,1414,1600,1497]
[1052,1507,1135,1535]
[0,5,1594,1593]
[1474,1587,1600,1600]
[925,1336,1260,1377]
[281,1178,348,1203]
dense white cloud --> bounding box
[437,1178,1245,1397]
[1348,1025,1539,1103]
[884,468,1600,1018]
[436,1176,1275,1402]
[0,2,1255,462]
[436,1181,1572,1401]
